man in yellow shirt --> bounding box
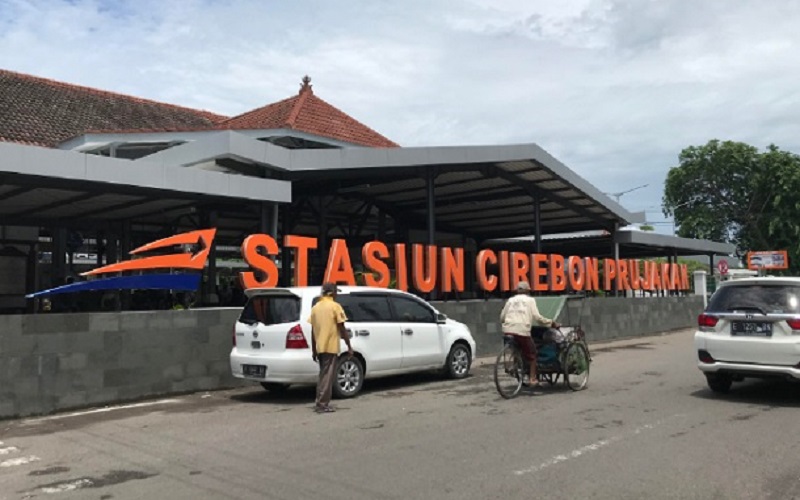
[308,282,353,413]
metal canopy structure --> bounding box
[487,230,735,259]
[613,230,734,257]
[0,132,735,309]
[290,160,628,242]
[0,141,290,235]
[139,132,644,244]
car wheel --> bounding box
[260,382,290,393]
[333,356,364,399]
[445,343,471,379]
[705,374,732,393]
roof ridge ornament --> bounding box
[299,75,313,94]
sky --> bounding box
[2,0,800,235]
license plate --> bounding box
[242,364,266,377]
[731,321,772,337]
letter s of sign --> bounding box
[240,234,279,289]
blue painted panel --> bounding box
[26,274,201,298]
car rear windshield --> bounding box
[240,295,301,325]
[707,284,800,314]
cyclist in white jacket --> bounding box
[500,281,559,387]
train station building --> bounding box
[0,69,734,312]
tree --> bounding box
[648,257,709,275]
[663,140,800,273]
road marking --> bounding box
[41,479,93,494]
[514,415,683,476]
[20,398,182,425]
[1,456,40,467]
[0,446,20,455]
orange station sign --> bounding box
[238,234,690,293]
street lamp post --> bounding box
[606,183,649,203]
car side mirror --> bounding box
[436,313,447,324]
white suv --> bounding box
[695,277,800,393]
[230,286,477,398]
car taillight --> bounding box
[787,318,800,331]
[698,314,718,331]
[232,326,237,347]
[285,324,309,349]
[698,350,715,364]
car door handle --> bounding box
[403,329,414,335]
[355,329,370,337]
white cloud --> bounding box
[2,0,800,232]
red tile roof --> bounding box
[0,69,227,147]
[217,76,399,148]
[0,70,398,149]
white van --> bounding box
[229,286,477,398]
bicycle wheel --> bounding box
[563,342,590,391]
[494,344,524,399]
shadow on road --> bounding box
[591,342,654,354]
[229,370,478,406]
[690,379,800,408]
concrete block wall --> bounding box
[432,295,704,358]
[1,296,705,420]
[0,308,244,419]
[559,296,705,343]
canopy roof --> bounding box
[0,70,732,262]
[0,133,646,246]
[487,229,735,258]
[137,132,644,241]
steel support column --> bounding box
[612,224,620,297]
[673,249,679,296]
[120,222,132,310]
[533,193,542,254]
[203,210,218,305]
[318,197,328,286]
[96,230,105,267]
[26,242,37,313]
[426,168,436,299]
[426,169,436,246]
[709,253,715,293]
[103,231,120,312]
[377,209,386,241]
[271,203,279,240]
[281,212,292,286]
[51,227,67,286]
[260,202,269,235]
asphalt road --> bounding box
[2,328,800,500]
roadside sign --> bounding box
[747,250,789,270]
[717,260,728,275]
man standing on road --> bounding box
[500,281,559,388]
[308,282,353,413]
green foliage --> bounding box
[647,257,708,275]
[354,271,397,288]
[664,140,800,273]
[639,224,655,231]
